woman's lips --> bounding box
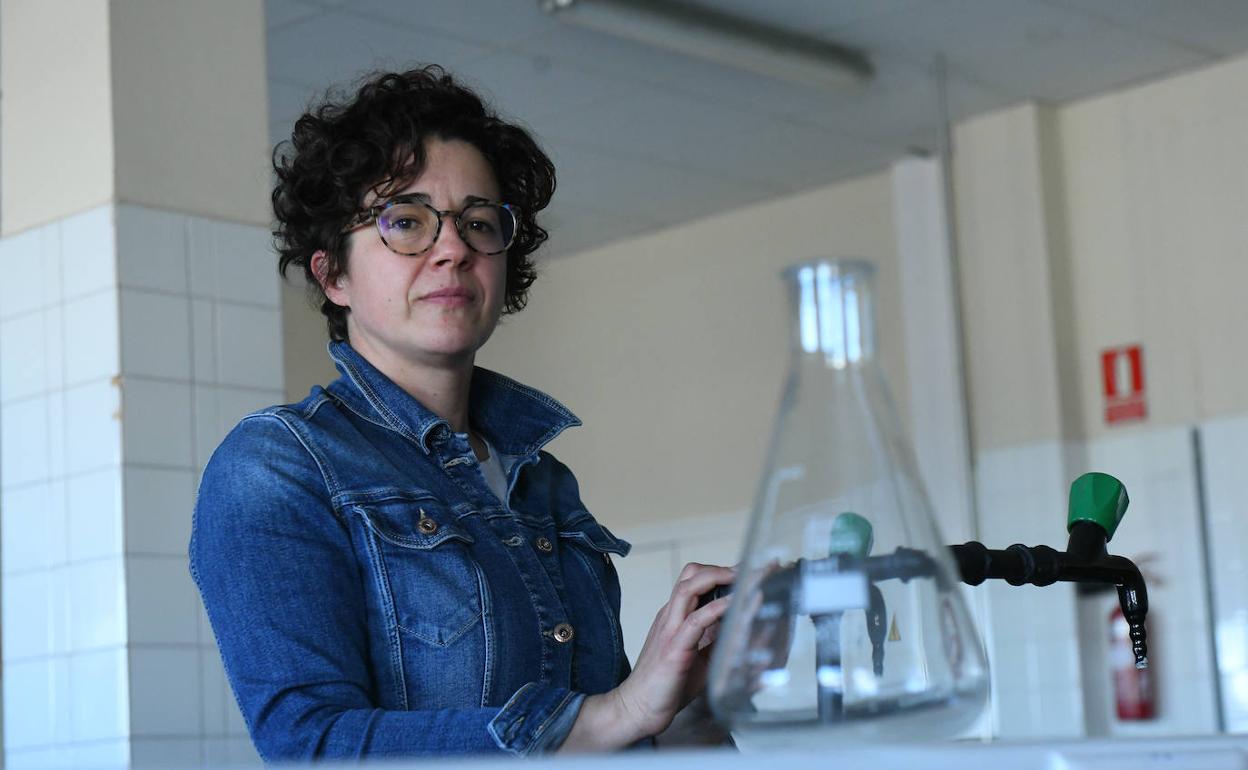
[420,288,475,306]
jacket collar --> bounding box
[326,341,580,458]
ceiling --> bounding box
[266,0,1248,257]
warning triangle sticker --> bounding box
[887,615,901,642]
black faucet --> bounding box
[949,472,1149,669]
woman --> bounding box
[189,66,734,760]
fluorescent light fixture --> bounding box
[539,0,872,90]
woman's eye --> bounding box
[389,217,423,232]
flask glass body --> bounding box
[708,259,988,744]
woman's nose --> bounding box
[431,215,473,267]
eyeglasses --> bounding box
[345,195,518,256]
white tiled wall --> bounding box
[1,204,279,768]
[974,440,1085,739]
[1,206,131,770]
[1199,412,1248,733]
[114,204,278,769]
[1077,426,1219,737]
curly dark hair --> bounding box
[272,65,556,342]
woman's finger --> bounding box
[673,568,736,617]
[670,595,731,652]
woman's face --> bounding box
[325,138,508,371]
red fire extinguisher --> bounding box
[1110,605,1156,720]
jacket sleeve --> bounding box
[189,413,585,760]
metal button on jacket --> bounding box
[535,536,553,553]
[417,517,439,535]
[552,623,575,643]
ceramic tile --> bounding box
[124,465,195,555]
[116,205,189,294]
[2,482,55,574]
[196,601,213,647]
[192,384,223,471]
[1,310,48,402]
[186,217,217,299]
[1,657,55,748]
[67,739,129,770]
[225,736,262,766]
[1222,670,1248,732]
[127,556,200,645]
[0,224,61,318]
[61,205,116,300]
[45,390,67,481]
[62,290,120,386]
[201,646,230,735]
[2,570,52,661]
[1,396,49,486]
[49,653,72,743]
[130,738,200,770]
[48,564,72,656]
[67,468,124,562]
[1035,685,1085,737]
[63,379,123,474]
[615,545,677,664]
[69,647,130,741]
[203,737,231,768]
[8,481,70,573]
[215,304,282,389]
[43,300,66,391]
[3,747,70,770]
[0,227,47,320]
[225,683,249,736]
[120,289,192,380]
[216,387,282,431]
[129,647,202,736]
[210,220,280,308]
[68,558,127,651]
[121,377,194,467]
[989,671,1037,738]
[190,299,216,383]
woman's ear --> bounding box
[312,250,348,306]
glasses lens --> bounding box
[377,202,438,254]
[460,204,516,254]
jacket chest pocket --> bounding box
[353,501,484,648]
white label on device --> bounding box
[800,568,869,614]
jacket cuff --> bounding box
[488,682,587,756]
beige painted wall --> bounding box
[1055,54,1248,437]
[1,0,269,235]
[283,275,339,402]
[952,102,1071,452]
[111,0,271,227]
[477,172,905,529]
[1,0,114,235]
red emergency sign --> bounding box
[1102,345,1146,425]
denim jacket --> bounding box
[189,341,633,760]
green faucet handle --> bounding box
[830,511,874,558]
[1068,472,1129,541]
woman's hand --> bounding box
[561,562,735,751]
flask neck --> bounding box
[787,260,877,369]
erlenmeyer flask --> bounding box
[708,259,988,746]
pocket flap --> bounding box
[354,501,474,551]
[558,513,631,557]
